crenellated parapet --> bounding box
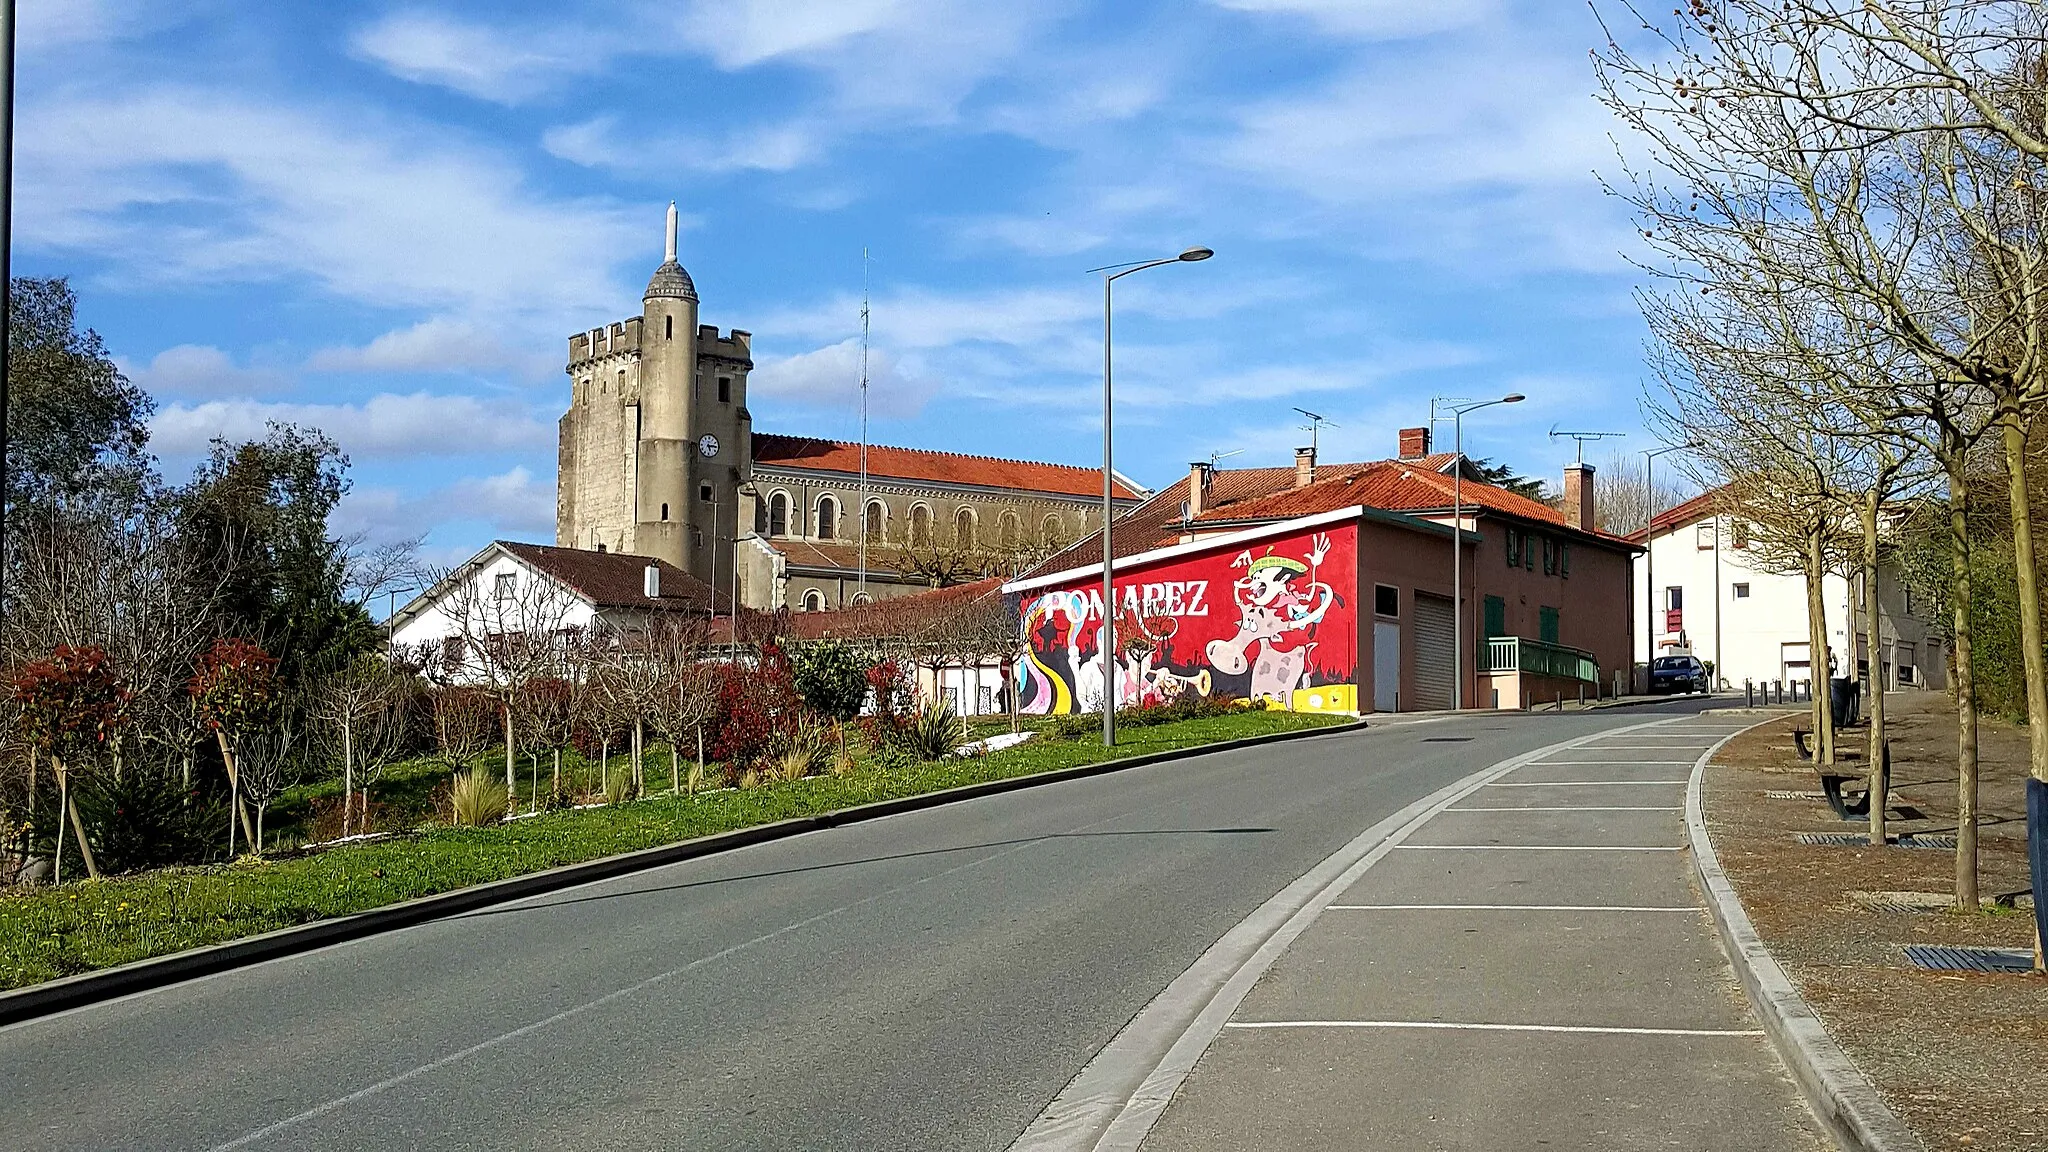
[566,317,646,368]
[697,325,754,367]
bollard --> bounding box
[1745,679,1754,708]
[1578,684,1586,708]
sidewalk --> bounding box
[1142,714,1828,1150]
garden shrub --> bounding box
[75,769,227,873]
[902,696,966,761]
[789,641,870,723]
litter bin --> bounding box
[2030,778,2047,971]
[1829,677,1860,729]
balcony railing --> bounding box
[1484,635,1598,684]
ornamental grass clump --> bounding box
[448,770,508,827]
[902,696,966,761]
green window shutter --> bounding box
[1561,543,1571,578]
[1505,527,1518,566]
[1484,595,1506,639]
[1542,538,1555,575]
[1539,606,1560,645]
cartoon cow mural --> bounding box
[1011,519,1358,714]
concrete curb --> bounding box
[1685,722,1926,1152]
[0,717,1365,1031]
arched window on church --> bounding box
[955,507,977,550]
[802,590,826,612]
[817,495,838,540]
[769,493,789,537]
[1043,514,1066,549]
[852,592,872,605]
[909,505,932,547]
[1000,511,1021,550]
[865,500,886,544]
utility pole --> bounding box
[0,0,16,572]
[857,248,871,596]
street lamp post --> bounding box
[1642,444,1687,682]
[1093,246,1212,746]
[1448,394,1523,710]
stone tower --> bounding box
[556,203,754,585]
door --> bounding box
[1373,621,1401,712]
[1412,592,1455,711]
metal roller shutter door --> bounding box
[1412,591,1455,711]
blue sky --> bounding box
[19,0,1658,565]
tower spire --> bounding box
[664,201,678,263]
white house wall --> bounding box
[388,552,601,661]
[1632,514,1946,691]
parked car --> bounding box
[1648,655,1709,695]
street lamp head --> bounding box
[1178,246,1214,262]
[1502,393,1525,404]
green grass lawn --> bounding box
[0,709,1345,991]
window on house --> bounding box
[1374,584,1400,618]
[817,495,838,539]
[956,507,976,549]
[699,482,713,503]
[1731,520,1749,549]
[717,376,731,402]
[802,590,825,612]
[494,572,515,603]
[660,503,669,521]
[865,500,886,543]
[1505,526,1520,566]
[1523,535,1536,570]
[1542,537,1556,575]
[1696,522,1716,549]
[769,493,789,536]
[1666,586,1683,611]
[1732,582,1751,599]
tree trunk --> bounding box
[672,743,681,797]
[503,701,516,798]
[1804,527,1836,767]
[2003,418,2048,782]
[1948,451,1981,909]
[553,748,561,803]
[341,717,355,841]
[694,726,705,796]
[1861,494,1888,848]
[52,762,66,885]
[633,719,645,797]
[600,737,610,796]
[213,729,258,848]
[57,759,101,880]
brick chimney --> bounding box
[1295,446,1317,488]
[1398,426,1431,460]
[1187,461,1212,518]
[1563,462,1595,531]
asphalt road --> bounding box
[1,701,1728,1152]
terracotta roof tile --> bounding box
[1638,484,1730,539]
[784,576,1008,640]
[752,433,1143,500]
[498,541,728,612]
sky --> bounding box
[17,0,1665,567]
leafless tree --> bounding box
[430,559,581,796]
[313,653,406,839]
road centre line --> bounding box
[1485,780,1689,788]
[1441,806,1682,812]
[1324,904,1700,913]
[1222,1020,1762,1037]
[1393,842,1686,851]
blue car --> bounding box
[1649,655,1709,695]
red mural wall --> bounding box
[1016,522,1357,714]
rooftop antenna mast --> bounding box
[858,248,872,595]
[1547,427,1626,464]
[1207,448,1244,468]
[1292,407,1338,457]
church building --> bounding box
[556,205,1147,613]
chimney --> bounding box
[1398,426,1431,460]
[643,563,662,599]
[1564,463,1595,531]
[1187,461,1211,519]
[1294,446,1317,488]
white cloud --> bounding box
[543,116,820,175]
[149,392,553,460]
[1210,0,1498,39]
[305,317,557,379]
[335,466,555,547]
[120,344,290,397]
[750,338,935,418]
[17,86,643,327]
[348,11,592,104]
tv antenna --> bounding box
[1547,427,1626,464]
[1207,448,1244,468]
[1292,407,1338,457]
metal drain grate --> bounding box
[1794,832,1957,849]
[1902,945,2037,974]
[1766,790,1826,800]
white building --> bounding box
[387,541,724,672]
[1634,489,1946,692]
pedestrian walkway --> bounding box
[1141,716,1829,1151]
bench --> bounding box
[1792,729,1890,821]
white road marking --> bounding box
[1482,774,1687,783]
[1441,806,1682,813]
[1393,844,1685,852]
[1522,760,1699,765]
[1324,904,1700,913]
[1223,1020,1762,1037]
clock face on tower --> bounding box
[698,434,719,459]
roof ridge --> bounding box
[755,432,1104,475]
